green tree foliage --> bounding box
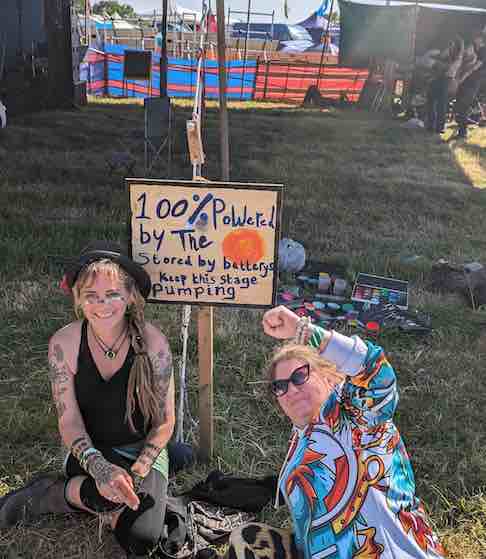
[92,1,136,18]
[73,0,86,13]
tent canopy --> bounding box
[339,0,486,67]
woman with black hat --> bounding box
[0,241,175,557]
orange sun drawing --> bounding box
[222,230,265,265]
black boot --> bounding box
[0,474,79,528]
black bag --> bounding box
[183,470,278,513]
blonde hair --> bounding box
[73,259,162,434]
[267,343,345,393]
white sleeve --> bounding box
[321,330,368,376]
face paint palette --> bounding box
[351,273,409,310]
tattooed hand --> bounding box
[87,453,140,510]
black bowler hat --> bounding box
[65,241,151,299]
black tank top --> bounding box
[75,320,147,447]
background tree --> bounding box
[92,1,136,18]
[73,0,87,14]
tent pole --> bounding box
[160,0,168,97]
[316,0,335,91]
[85,0,90,46]
[241,0,251,100]
[217,0,230,180]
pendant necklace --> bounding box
[90,325,128,360]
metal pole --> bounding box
[85,0,89,46]
[241,0,251,100]
[217,0,230,181]
[316,0,335,90]
[160,0,168,96]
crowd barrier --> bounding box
[80,44,368,104]
[80,44,256,100]
[255,60,369,103]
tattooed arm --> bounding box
[48,329,91,449]
[131,327,175,479]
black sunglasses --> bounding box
[271,363,310,397]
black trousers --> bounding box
[455,70,483,131]
[66,448,167,556]
[426,75,449,133]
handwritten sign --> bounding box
[128,179,283,307]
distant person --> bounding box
[0,241,187,557]
[228,306,446,559]
[426,36,464,133]
[454,36,486,138]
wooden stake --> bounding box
[198,306,214,461]
[196,0,229,462]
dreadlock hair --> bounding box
[73,259,163,434]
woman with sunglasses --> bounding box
[229,305,445,559]
[0,241,176,557]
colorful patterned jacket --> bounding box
[277,328,445,559]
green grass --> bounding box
[1,98,486,557]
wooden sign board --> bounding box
[128,179,283,308]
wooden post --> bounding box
[198,306,214,461]
[195,0,230,462]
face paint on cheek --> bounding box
[82,292,127,305]
[106,293,126,302]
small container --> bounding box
[366,321,380,334]
[333,278,348,296]
[318,272,331,292]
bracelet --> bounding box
[293,316,311,345]
[131,472,145,493]
[79,447,101,472]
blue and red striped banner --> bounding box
[80,45,368,104]
[81,45,256,100]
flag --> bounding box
[316,0,330,17]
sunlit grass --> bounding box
[445,125,486,188]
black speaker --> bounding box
[123,50,152,80]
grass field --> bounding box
[1,97,486,558]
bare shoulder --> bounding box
[48,321,83,375]
[144,322,173,377]
[144,322,171,354]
